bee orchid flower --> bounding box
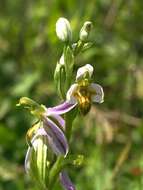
[49,64,104,115]
[18,97,76,190]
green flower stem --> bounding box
[60,66,66,99]
[65,74,72,95]
[65,108,78,141]
[32,176,48,190]
[63,45,74,93]
[63,154,84,168]
[65,114,73,141]
[73,40,84,56]
[48,156,64,189]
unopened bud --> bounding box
[56,17,72,43]
[79,21,92,42]
[73,155,84,167]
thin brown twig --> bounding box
[104,0,118,29]
[111,139,132,180]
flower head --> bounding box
[19,97,74,189]
[20,98,76,190]
[22,100,69,156]
[17,97,70,170]
[49,64,104,115]
[67,64,104,115]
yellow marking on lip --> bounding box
[26,121,40,146]
[74,87,91,115]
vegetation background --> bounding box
[0,0,143,189]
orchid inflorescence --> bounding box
[17,17,104,190]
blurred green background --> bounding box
[0,0,143,189]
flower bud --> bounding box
[56,17,72,43]
[79,21,92,42]
[73,155,84,167]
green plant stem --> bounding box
[65,114,73,141]
[48,156,64,189]
[60,66,66,99]
[74,40,84,56]
[48,110,77,189]
[63,45,74,93]
[65,108,78,141]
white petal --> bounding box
[66,84,78,104]
[76,64,93,81]
[89,83,104,103]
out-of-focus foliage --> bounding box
[0,0,143,189]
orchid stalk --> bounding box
[17,17,104,190]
